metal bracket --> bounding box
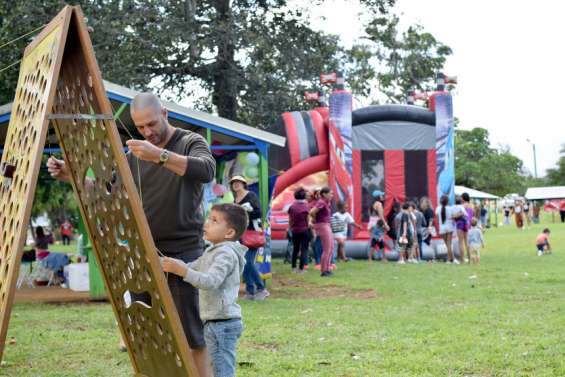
[48,114,114,120]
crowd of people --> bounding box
[286,188,490,271]
[502,199,538,229]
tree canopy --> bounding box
[1,0,451,128]
[455,128,526,197]
[546,144,565,185]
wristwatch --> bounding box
[159,149,170,166]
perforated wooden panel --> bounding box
[0,8,71,361]
[0,6,198,376]
[48,7,197,377]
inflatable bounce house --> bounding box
[267,73,456,256]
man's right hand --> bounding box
[46,156,71,183]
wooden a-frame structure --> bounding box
[0,6,198,376]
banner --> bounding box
[434,92,455,204]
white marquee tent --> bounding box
[525,186,565,200]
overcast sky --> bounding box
[305,0,563,177]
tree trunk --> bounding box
[212,0,239,121]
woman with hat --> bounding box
[230,175,269,301]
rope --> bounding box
[109,101,144,207]
[0,23,49,74]
[0,59,21,74]
[107,102,168,266]
[0,23,48,50]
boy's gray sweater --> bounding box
[183,241,246,322]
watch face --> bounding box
[160,150,169,163]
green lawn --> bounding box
[2,221,564,376]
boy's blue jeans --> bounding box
[204,319,243,377]
[243,248,264,294]
[313,236,322,264]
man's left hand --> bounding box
[161,256,188,277]
[126,139,161,163]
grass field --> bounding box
[2,221,564,376]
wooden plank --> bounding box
[49,7,198,376]
[0,6,73,362]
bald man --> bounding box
[47,93,215,376]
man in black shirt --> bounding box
[47,93,215,376]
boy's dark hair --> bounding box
[455,196,462,205]
[337,201,347,212]
[211,204,249,240]
[471,218,478,226]
[377,219,385,227]
[543,228,550,234]
[402,202,410,210]
[461,192,470,202]
[294,188,307,200]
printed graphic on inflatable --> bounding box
[270,171,328,239]
[434,93,455,204]
[329,90,353,174]
[328,122,354,211]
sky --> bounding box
[305,0,564,177]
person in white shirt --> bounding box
[331,201,362,262]
[435,195,456,263]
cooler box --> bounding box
[67,263,90,292]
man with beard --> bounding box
[47,93,215,376]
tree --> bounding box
[455,128,526,197]
[0,0,65,104]
[1,0,451,129]
[32,155,78,227]
[546,144,565,185]
[347,15,452,102]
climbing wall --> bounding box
[0,7,71,361]
[0,6,198,376]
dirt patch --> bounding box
[259,273,378,300]
[14,286,91,304]
[242,340,279,352]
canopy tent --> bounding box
[455,185,499,200]
[525,186,565,200]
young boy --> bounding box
[467,218,484,264]
[162,203,248,377]
[368,219,386,262]
[395,203,415,264]
[536,228,552,256]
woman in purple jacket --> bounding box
[287,188,311,273]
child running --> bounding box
[162,203,248,377]
[467,218,484,264]
[535,228,552,256]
